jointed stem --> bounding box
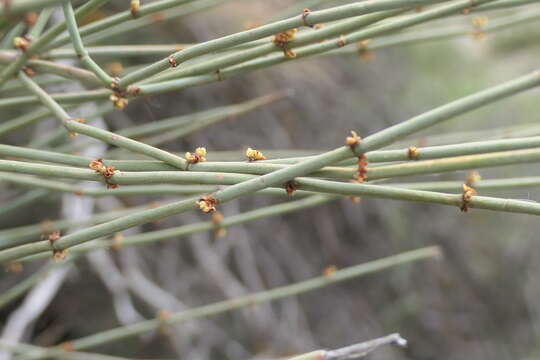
[19,246,440,355]
[61,1,113,87]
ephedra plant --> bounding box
[0,0,540,358]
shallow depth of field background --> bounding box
[2,1,540,359]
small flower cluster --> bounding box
[245,147,266,161]
[13,36,30,51]
[130,0,140,17]
[110,78,129,109]
[185,147,207,164]
[273,29,298,58]
[197,195,217,213]
[89,158,118,189]
[461,171,481,212]
[48,230,68,261]
[345,130,361,149]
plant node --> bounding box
[301,8,312,27]
[111,232,124,251]
[168,55,178,68]
[273,29,297,58]
[471,15,488,40]
[110,78,129,108]
[460,184,476,212]
[13,36,30,51]
[337,35,347,48]
[48,230,68,261]
[212,211,227,237]
[346,130,361,150]
[197,195,217,213]
[407,146,419,160]
[285,181,297,196]
[130,0,140,17]
[355,154,368,183]
[245,147,267,161]
[157,310,172,335]
[323,265,338,277]
[22,66,35,77]
[185,147,207,165]
[68,118,85,137]
[357,40,374,61]
[109,93,129,110]
[89,158,118,189]
[347,180,362,203]
[60,342,75,352]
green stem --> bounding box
[366,148,540,180]
[19,195,334,261]
[0,0,66,20]
[61,1,113,87]
[24,246,441,354]
[1,68,537,263]
[43,0,197,51]
[0,204,155,250]
[0,0,110,88]
[0,50,100,85]
[0,190,51,218]
[118,0,449,88]
[144,9,403,84]
[390,176,540,192]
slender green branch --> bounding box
[0,338,140,360]
[61,1,113,87]
[21,246,441,354]
[27,7,54,39]
[81,0,227,46]
[0,189,51,217]
[0,51,101,85]
[43,0,197,51]
[18,72,71,122]
[0,260,70,309]
[295,177,540,216]
[0,23,26,49]
[333,7,540,56]
[264,136,540,164]
[63,120,189,169]
[0,0,110,88]
[19,195,335,261]
[0,108,51,137]
[366,148,540,180]
[1,68,536,263]
[144,9,404,84]
[390,177,540,192]
[0,204,156,250]
[0,0,65,20]
[118,0,450,88]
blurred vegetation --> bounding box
[2,1,540,359]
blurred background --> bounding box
[2,1,540,359]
